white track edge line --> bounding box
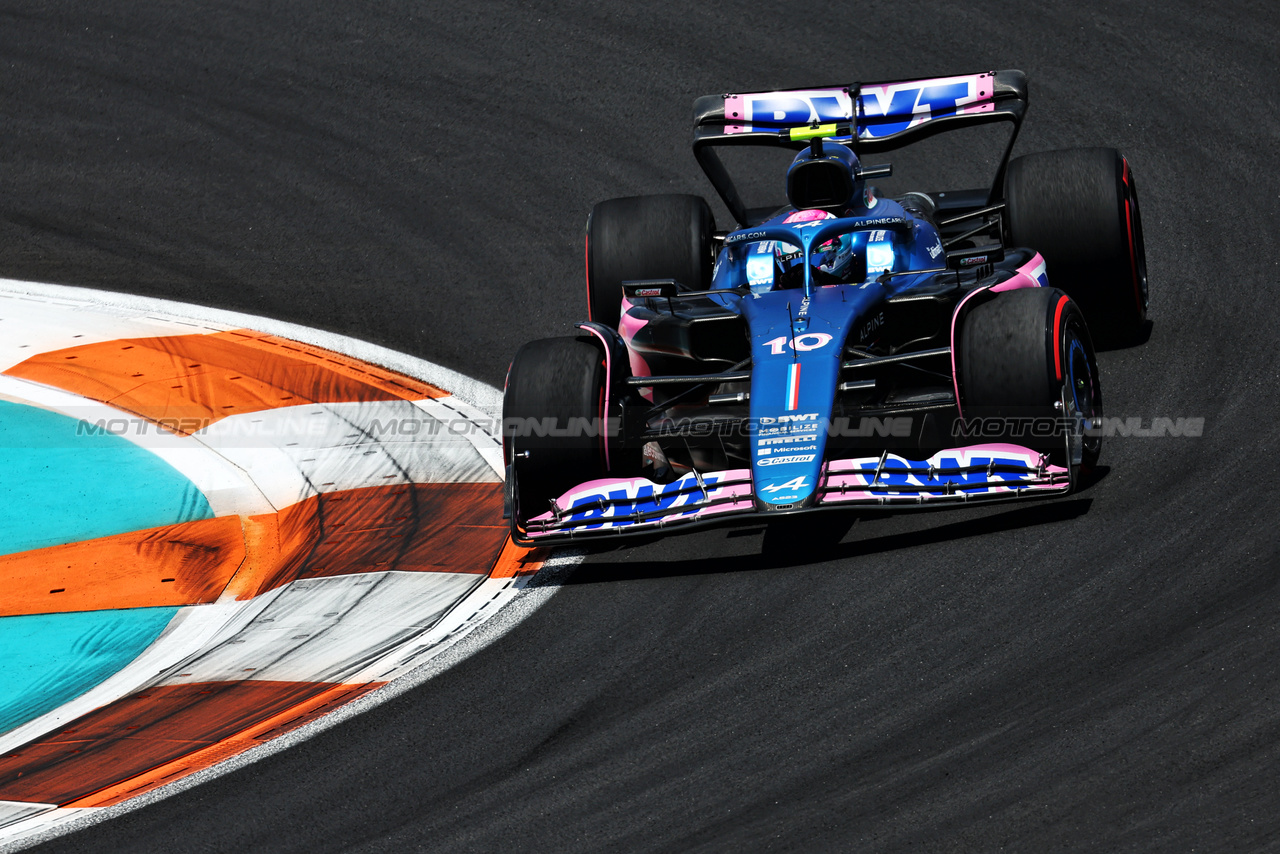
[0,281,575,851]
[0,278,502,417]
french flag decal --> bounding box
[785,363,801,410]
[1029,260,1049,287]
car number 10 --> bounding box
[764,333,833,355]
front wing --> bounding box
[515,444,1070,544]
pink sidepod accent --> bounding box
[574,322,613,471]
[990,278,1034,292]
[952,252,1050,418]
[617,296,654,402]
[1014,251,1050,287]
[990,251,1049,292]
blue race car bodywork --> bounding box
[505,70,1144,544]
[709,205,945,508]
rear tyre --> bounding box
[586,194,715,329]
[1005,147,1148,345]
[960,287,1101,471]
[503,337,608,515]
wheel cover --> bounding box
[1061,324,1101,469]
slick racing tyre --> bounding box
[960,287,1102,471]
[503,336,609,517]
[585,194,715,329]
[1004,147,1148,345]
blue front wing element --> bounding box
[742,285,871,507]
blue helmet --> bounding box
[786,141,863,212]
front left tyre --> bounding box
[503,336,610,517]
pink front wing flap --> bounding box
[524,444,1069,537]
[526,469,753,536]
[820,445,1068,504]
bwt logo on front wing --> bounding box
[561,475,726,529]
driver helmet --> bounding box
[744,210,854,289]
[781,210,853,276]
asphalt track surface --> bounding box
[6,2,1280,851]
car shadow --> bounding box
[562,495,1097,585]
[1094,319,1153,352]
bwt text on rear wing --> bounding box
[690,69,1028,225]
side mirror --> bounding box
[856,163,893,180]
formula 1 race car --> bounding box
[503,69,1148,545]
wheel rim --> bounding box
[1062,321,1101,467]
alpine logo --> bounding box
[856,216,906,228]
[858,311,885,342]
[761,475,809,493]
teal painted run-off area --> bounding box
[0,400,213,556]
[0,607,178,735]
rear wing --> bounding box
[692,70,1028,226]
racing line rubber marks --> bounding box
[0,280,540,845]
